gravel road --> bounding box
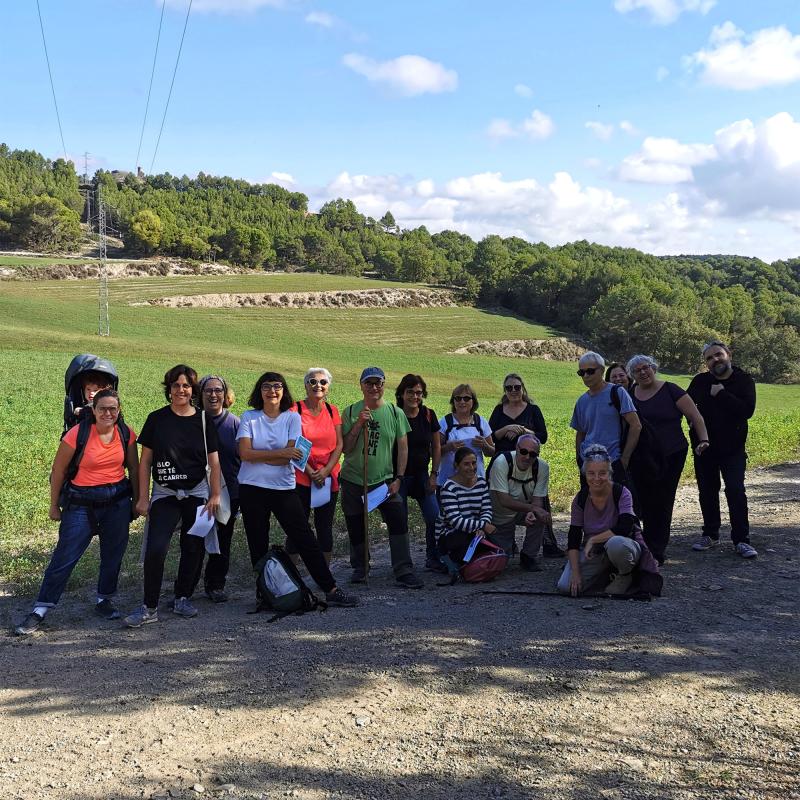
[2,464,798,800]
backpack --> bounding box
[609,384,666,481]
[254,546,327,622]
[486,451,538,498]
[442,412,481,440]
[295,400,334,419]
[439,534,509,584]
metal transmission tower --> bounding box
[97,190,110,337]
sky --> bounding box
[3,0,800,261]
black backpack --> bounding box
[609,384,666,481]
[442,412,481,440]
[296,400,334,419]
[253,546,327,623]
[486,451,539,499]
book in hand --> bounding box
[290,435,313,471]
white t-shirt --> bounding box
[437,413,493,485]
[237,409,301,490]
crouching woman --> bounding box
[557,444,660,597]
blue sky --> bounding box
[3,0,800,260]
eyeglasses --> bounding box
[577,367,599,377]
[307,378,329,387]
[261,382,283,392]
[203,387,224,395]
[362,380,384,388]
[632,366,652,375]
[95,406,119,415]
[404,389,424,397]
[504,384,522,392]
[517,447,539,457]
[171,382,192,391]
[453,395,473,403]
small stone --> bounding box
[581,604,600,611]
[193,784,205,794]
[355,715,371,727]
[11,756,19,763]
[216,785,235,794]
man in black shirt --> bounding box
[687,341,757,558]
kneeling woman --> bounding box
[15,389,139,635]
[557,444,657,597]
[237,372,357,609]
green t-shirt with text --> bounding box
[340,400,411,486]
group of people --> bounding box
[14,338,757,635]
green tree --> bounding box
[13,195,81,252]
[400,240,435,283]
[128,209,163,254]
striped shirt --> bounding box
[436,477,493,540]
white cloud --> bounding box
[586,121,614,141]
[656,66,670,81]
[270,171,296,186]
[305,11,335,27]
[514,83,533,98]
[166,0,288,12]
[488,110,555,141]
[614,0,715,25]
[619,136,717,183]
[619,120,639,136]
[686,23,800,90]
[342,53,458,96]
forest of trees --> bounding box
[2,145,799,382]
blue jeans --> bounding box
[400,474,440,560]
[36,483,132,607]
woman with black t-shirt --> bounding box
[394,374,444,573]
[488,373,548,454]
[124,365,222,628]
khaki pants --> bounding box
[488,513,545,558]
[556,536,641,595]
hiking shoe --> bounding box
[692,535,719,551]
[205,589,228,603]
[735,542,758,559]
[350,568,367,584]
[94,599,121,620]
[425,557,448,574]
[325,587,359,607]
[173,597,198,617]
[542,543,566,558]
[520,553,542,572]
[124,606,158,628]
[14,611,45,636]
[396,573,424,589]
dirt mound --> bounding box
[454,336,589,361]
[142,287,458,309]
[2,260,247,281]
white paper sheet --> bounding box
[310,477,332,509]
[187,504,215,538]
[364,483,390,512]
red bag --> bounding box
[460,538,509,583]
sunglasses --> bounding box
[261,382,284,392]
[453,395,473,403]
[504,384,522,392]
[517,447,539,457]
[307,378,329,386]
[577,367,599,377]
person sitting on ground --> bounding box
[15,390,139,635]
[395,373,444,573]
[488,373,548,454]
[557,444,660,597]
[488,434,551,572]
[605,362,631,392]
[436,447,495,570]
[236,371,357,609]
[437,384,495,486]
[571,351,641,490]
[124,365,222,628]
[340,367,424,588]
[189,374,240,603]
[627,354,709,565]
[287,368,343,568]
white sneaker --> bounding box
[692,535,719,551]
[735,542,758,559]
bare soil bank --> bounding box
[454,337,589,362]
[0,260,247,281]
[141,288,458,310]
[2,463,798,800]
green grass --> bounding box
[1,272,798,593]
[0,254,99,267]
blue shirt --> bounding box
[570,384,636,462]
[209,410,240,500]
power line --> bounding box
[35,0,67,161]
[135,0,166,172]
[149,0,193,174]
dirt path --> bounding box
[2,465,798,800]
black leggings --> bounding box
[637,447,687,563]
[238,483,335,593]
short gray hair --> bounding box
[304,367,333,385]
[579,351,605,369]
[580,443,611,474]
[626,354,658,378]
[702,340,730,356]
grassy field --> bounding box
[0,254,100,267]
[1,272,798,593]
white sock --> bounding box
[33,605,49,618]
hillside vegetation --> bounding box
[2,144,800,381]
